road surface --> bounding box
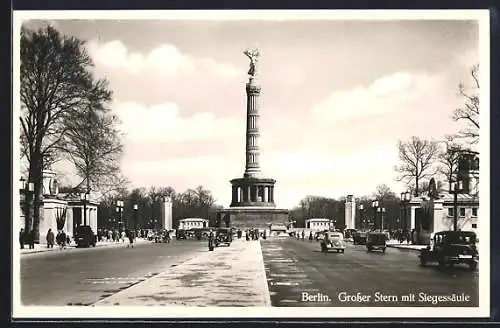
[20,240,207,306]
[261,238,478,307]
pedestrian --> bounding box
[28,230,35,249]
[301,230,305,241]
[127,229,135,248]
[309,231,313,242]
[56,230,66,250]
[46,229,55,248]
[19,228,25,249]
[121,230,126,242]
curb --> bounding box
[257,240,273,307]
[20,240,152,255]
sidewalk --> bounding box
[93,239,271,307]
[19,238,151,255]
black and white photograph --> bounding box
[12,10,489,318]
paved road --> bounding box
[261,238,478,307]
[20,240,207,306]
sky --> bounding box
[19,14,480,209]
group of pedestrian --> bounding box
[55,230,70,249]
[19,228,35,249]
[393,229,412,244]
[244,229,264,241]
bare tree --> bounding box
[62,97,123,195]
[453,64,479,143]
[373,184,398,201]
[437,135,462,189]
[20,25,111,240]
[394,136,439,196]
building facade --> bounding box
[178,218,209,230]
[305,218,332,231]
[19,169,99,244]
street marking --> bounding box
[270,281,300,286]
[269,259,295,263]
[280,299,299,303]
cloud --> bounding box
[87,40,241,78]
[310,71,440,124]
[116,102,244,143]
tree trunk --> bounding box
[415,176,419,196]
[28,152,43,243]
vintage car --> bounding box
[353,231,367,245]
[320,231,346,253]
[74,225,97,248]
[419,231,478,270]
[215,228,232,247]
[344,229,357,239]
[366,231,387,252]
[175,229,187,240]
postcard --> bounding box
[12,9,490,319]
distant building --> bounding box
[178,218,209,230]
[305,218,332,231]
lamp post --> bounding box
[80,191,90,226]
[116,200,124,231]
[400,191,411,232]
[133,204,138,231]
[450,180,464,231]
[358,204,364,230]
[371,200,379,230]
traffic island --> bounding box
[92,239,271,307]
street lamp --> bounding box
[80,191,90,226]
[133,204,138,231]
[358,204,364,230]
[400,191,411,232]
[116,200,124,231]
[450,180,464,231]
[371,200,379,230]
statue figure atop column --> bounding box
[243,47,260,79]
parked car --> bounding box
[320,231,346,253]
[74,225,97,248]
[419,230,478,270]
[366,231,387,252]
[353,231,367,245]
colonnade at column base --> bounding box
[230,177,277,208]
